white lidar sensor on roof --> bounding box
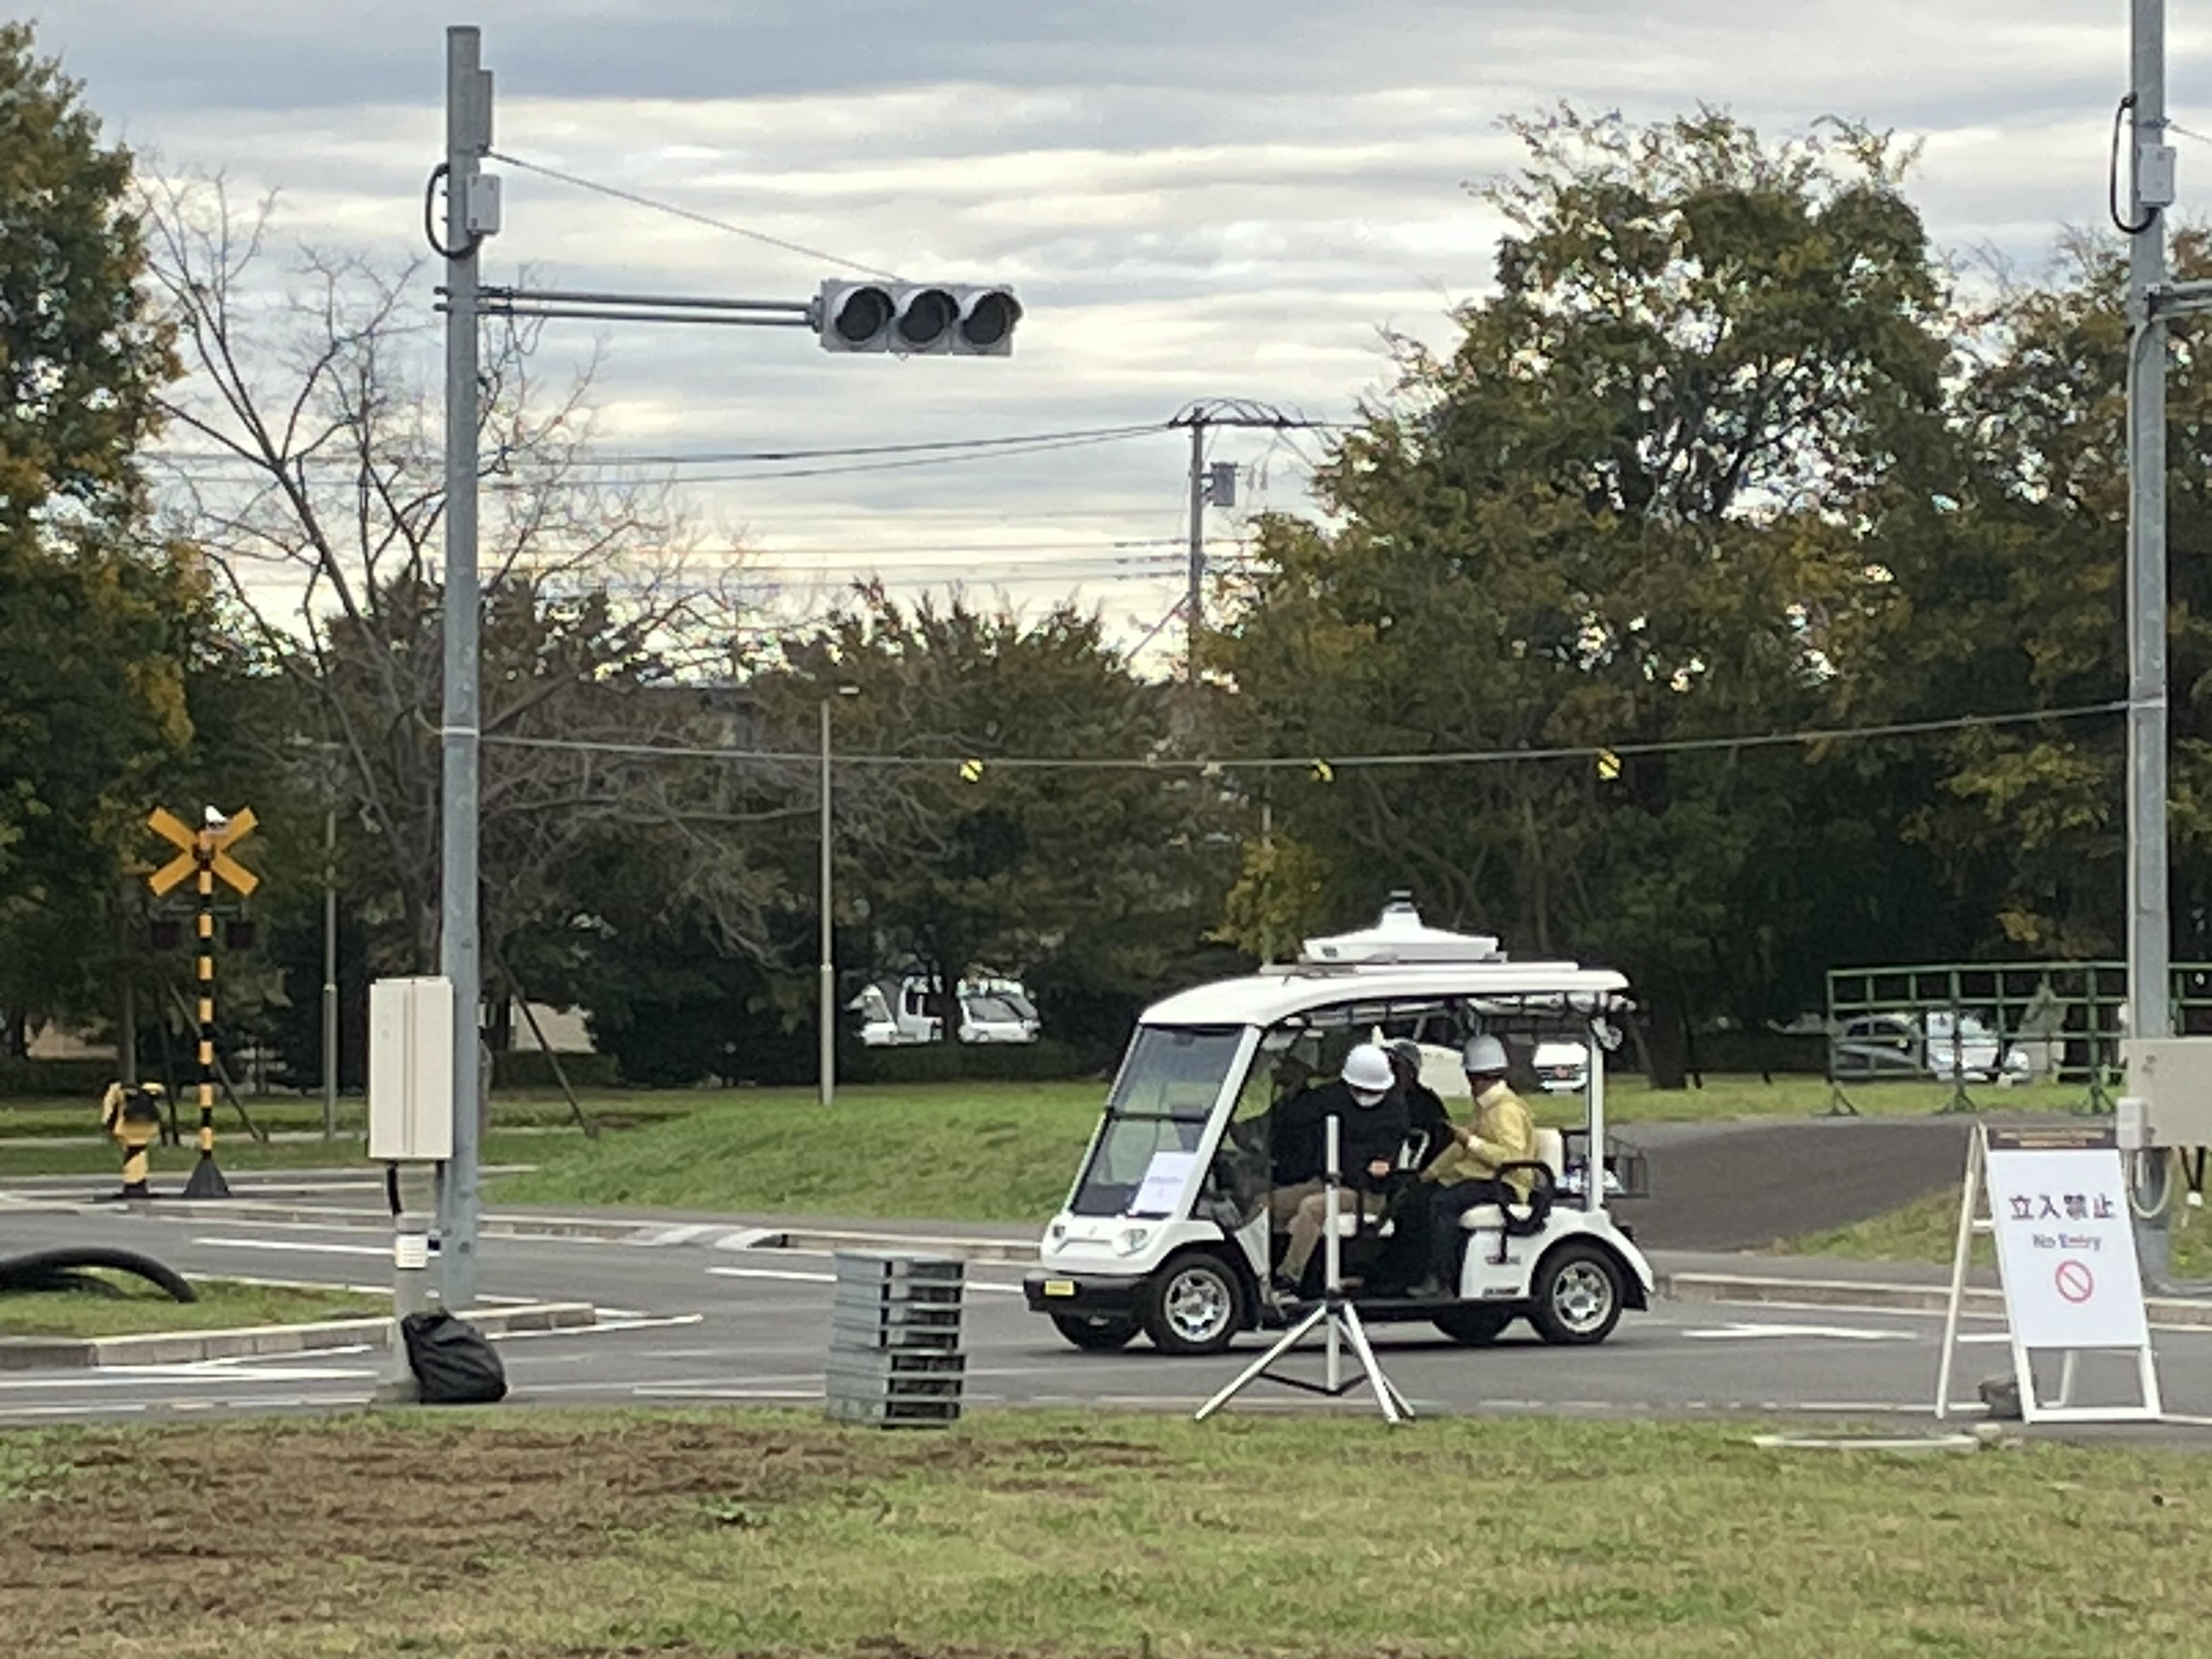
[1300,896,1503,966]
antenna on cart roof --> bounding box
[1299,896,1506,968]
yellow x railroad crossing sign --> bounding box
[146,806,259,898]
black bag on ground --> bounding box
[400,1311,507,1404]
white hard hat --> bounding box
[1341,1042,1395,1101]
[1461,1034,1508,1075]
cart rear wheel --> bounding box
[1139,1254,1244,1356]
[1528,1242,1623,1346]
[1051,1313,1140,1351]
[1431,1305,1513,1346]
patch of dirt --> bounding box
[0,1418,1180,1655]
[0,1417,903,1649]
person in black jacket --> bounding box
[1270,1043,1409,1295]
[1387,1040,1455,1172]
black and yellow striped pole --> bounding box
[147,805,258,1200]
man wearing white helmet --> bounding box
[1268,1041,1409,1297]
[1390,1033,1538,1297]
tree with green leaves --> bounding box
[0,23,199,1057]
[757,588,1238,1065]
[1211,109,1961,1082]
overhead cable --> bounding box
[486,149,902,281]
[478,697,2131,774]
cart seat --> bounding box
[1457,1127,1566,1230]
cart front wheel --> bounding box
[1140,1255,1244,1356]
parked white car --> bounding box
[1532,1039,1590,1094]
[850,975,1041,1046]
[1832,1011,2030,1082]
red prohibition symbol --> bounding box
[2055,1259,2095,1304]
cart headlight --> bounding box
[1114,1226,1152,1257]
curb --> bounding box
[0,1300,597,1372]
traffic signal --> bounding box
[816,281,1022,356]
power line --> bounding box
[478,698,2131,774]
[146,422,1170,473]
[152,427,1166,489]
[543,425,1167,467]
[486,149,902,281]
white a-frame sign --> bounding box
[1935,1124,2162,1424]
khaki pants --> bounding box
[1273,1181,1374,1282]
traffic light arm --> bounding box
[465,285,816,329]
[448,281,1022,356]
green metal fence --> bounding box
[1822,961,2212,1116]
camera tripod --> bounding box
[1194,1117,1413,1424]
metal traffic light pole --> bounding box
[430,28,1022,1308]
[438,26,492,1313]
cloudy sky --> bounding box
[35,1,2210,664]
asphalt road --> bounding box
[2,1199,2205,1436]
[1623,1116,1973,1249]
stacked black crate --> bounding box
[825,1251,965,1426]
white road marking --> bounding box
[0,1403,153,1419]
[189,1237,391,1258]
[636,1223,718,1246]
[1684,1323,1916,1343]
[703,1265,1022,1295]
[629,1385,821,1400]
[487,1314,704,1340]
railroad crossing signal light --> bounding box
[817,281,1022,356]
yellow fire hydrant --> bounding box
[100,1081,165,1199]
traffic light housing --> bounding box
[817,281,1022,356]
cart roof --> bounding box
[1138,962,1630,1029]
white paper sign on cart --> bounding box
[1934,1124,2163,1424]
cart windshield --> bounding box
[1069,1024,1244,1217]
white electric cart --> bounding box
[1023,900,1652,1355]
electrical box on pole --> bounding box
[1207,461,1237,509]
[369,977,456,1163]
[816,281,1022,355]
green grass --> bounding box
[5,1408,2212,1657]
[0,1273,381,1338]
[0,1089,696,1139]
[494,1082,1103,1220]
[1785,1188,2212,1279]
[0,1073,2099,1226]
[1590,1072,2087,1125]
[0,1128,557,1181]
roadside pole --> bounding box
[438,25,492,1314]
[819,697,836,1108]
[322,799,338,1141]
[2126,0,2174,1285]
[1184,416,1205,685]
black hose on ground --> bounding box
[0,1247,198,1303]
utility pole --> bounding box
[819,697,835,1108]
[2125,0,2179,1284]
[439,25,493,1312]
[1169,399,1322,685]
[1184,417,1206,686]
[817,684,858,1107]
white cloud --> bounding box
[35,0,2208,659]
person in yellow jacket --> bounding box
[1398,1035,1537,1297]
[100,1080,165,1200]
